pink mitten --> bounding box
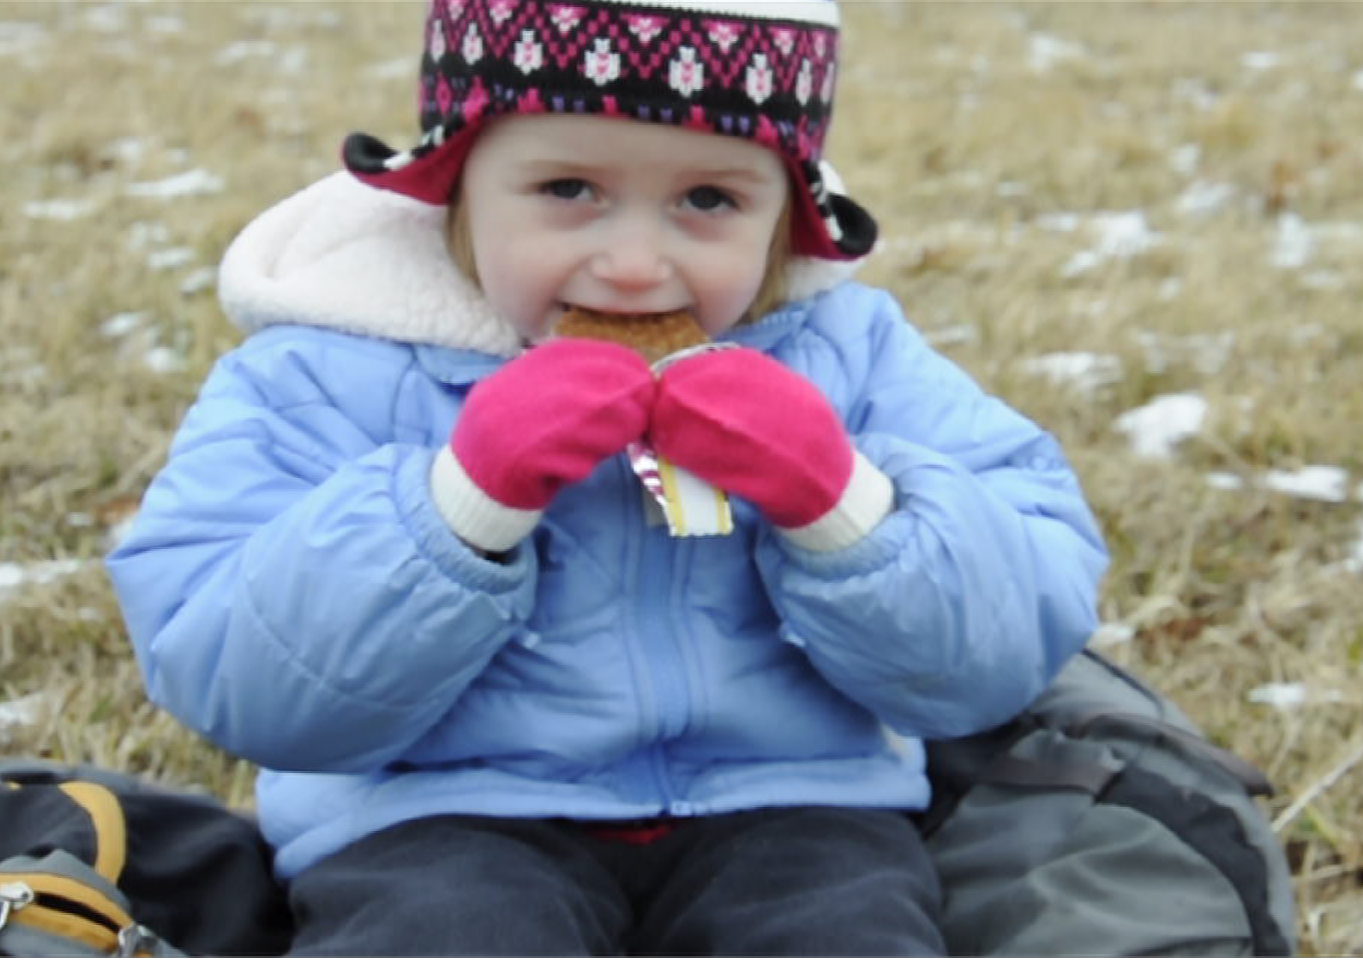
[431,339,654,551]
[651,348,892,551]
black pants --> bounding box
[287,806,944,957]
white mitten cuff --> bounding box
[430,446,542,554]
[778,451,894,553]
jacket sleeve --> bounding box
[105,332,536,772]
[755,290,1109,740]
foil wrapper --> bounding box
[628,342,737,537]
[628,442,733,537]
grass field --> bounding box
[2,2,1360,954]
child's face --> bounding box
[459,114,789,343]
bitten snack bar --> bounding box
[555,308,710,365]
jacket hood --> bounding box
[218,171,866,357]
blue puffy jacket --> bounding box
[107,174,1107,877]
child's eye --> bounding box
[684,186,736,212]
[540,178,591,201]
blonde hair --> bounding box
[445,190,792,325]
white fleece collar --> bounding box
[218,171,864,357]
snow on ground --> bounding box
[1248,683,1348,711]
[1018,351,1124,397]
[1113,393,1208,460]
[125,168,224,199]
[0,692,55,746]
[0,559,92,602]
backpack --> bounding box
[0,651,1294,958]
[918,649,1297,957]
[0,760,292,958]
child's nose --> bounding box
[589,220,673,289]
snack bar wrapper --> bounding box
[628,442,734,537]
[630,343,735,537]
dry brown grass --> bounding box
[1,2,1360,954]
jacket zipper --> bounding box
[622,458,691,809]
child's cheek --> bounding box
[702,269,770,335]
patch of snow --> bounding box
[1262,465,1351,504]
[1241,51,1281,72]
[1208,466,1358,505]
[0,559,91,600]
[1248,683,1307,709]
[105,513,138,551]
[144,346,187,374]
[1019,351,1124,396]
[102,137,151,166]
[922,324,977,348]
[1113,393,1207,460]
[216,40,278,64]
[24,198,96,221]
[179,267,217,295]
[1248,683,1346,711]
[1177,180,1236,217]
[1089,622,1136,649]
[100,311,148,338]
[84,4,128,32]
[1061,211,1160,277]
[0,692,54,741]
[1271,213,1314,269]
[1028,33,1085,72]
[126,169,224,199]
[147,247,196,271]
[1206,472,1245,491]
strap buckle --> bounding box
[0,880,36,933]
[116,922,159,957]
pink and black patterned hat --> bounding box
[343,0,876,261]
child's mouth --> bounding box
[557,304,682,322]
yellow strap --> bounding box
[57,781,128,882]
[0,871,134,953]
[12,900,121,953]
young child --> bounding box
[108,0,1109,954]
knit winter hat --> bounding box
[343,0,876,261]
